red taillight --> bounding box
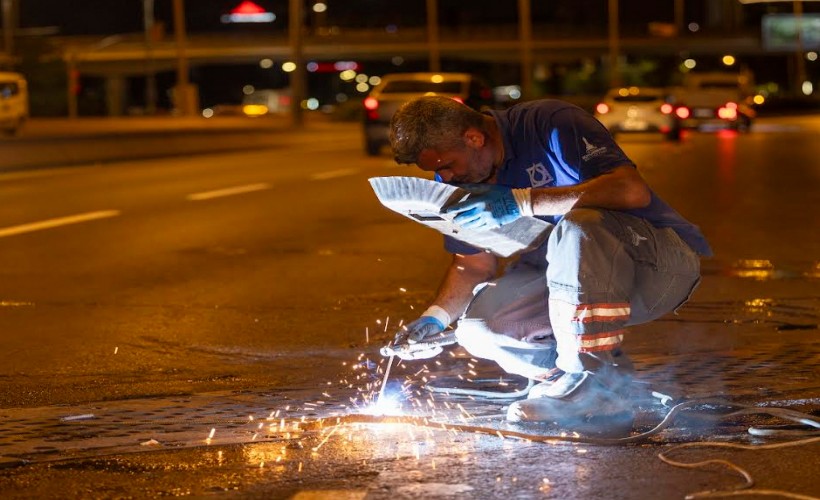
[718,101,738,120]
[363,97,378,111]
[451,96,464,104]
[675,106,690,119]
[660,103,673,114]
[718,106,737,120]
[595,103,609,114]
[364,96,379,120]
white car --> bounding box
[593,87,683,141]
[362,72,496,156]
[0,72,28,136]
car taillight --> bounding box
[363,96,379,120]
[717,101,738,120]
[451,96,464,104]
[660,103,673,114]
[595,103,609,114]
[675,106,690,119]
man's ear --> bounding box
[463,128,485,149]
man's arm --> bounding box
[431,251,498,322]
[531,165,651,216]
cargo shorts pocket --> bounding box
[604,211,659,269]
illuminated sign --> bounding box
[762,13,820,51]
[221,1,276,24]
[305,61,361,73]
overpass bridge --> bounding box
[30,24,782,117]
[62,26,765,75]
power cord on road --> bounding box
[371,378,820,499]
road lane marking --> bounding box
[186,183,270,201]
[0,167,97,182]
[0,210,121,238]
[310,168,359,181]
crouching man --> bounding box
[387,96,710,424]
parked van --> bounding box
[0,72,28,136]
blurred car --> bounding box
[362,72,496,156]
[0,72,28,136]
[672,71,756,132]
[593,87,683,141]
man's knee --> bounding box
[553,209,606,240]
[454,320,495,358]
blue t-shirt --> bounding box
[440,99,712,256]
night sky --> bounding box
[17,0,806,36]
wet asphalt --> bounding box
[0,116,818,499]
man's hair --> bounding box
[389,96,486,164]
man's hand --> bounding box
[390,316,447,360]
[393,316,446,345]
[443,185,527,230]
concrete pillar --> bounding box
[426,0,441,72]
[289,0,305,127]
[608,0,621,87]
[105,75,127,116]
[66,57,78,119]
[518,0,533,100]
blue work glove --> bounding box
[393,316,446,346]
[443,184,521,230]
[391,316,446,360]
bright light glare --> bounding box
[243,85,255,95]
[243,104,268,116]
[339,70,356,81]
[202,108,214,118]
[259,58,273,69]
[802,81,814,95]
[355,74,369,83]
[312,2,327,13]
[722,55,736,66]
[369,76,382,86]
[431,74,444,83]
[683,58,696,69]
[282,62,297,72]
[356,82,370,93]
[753,94,765,105]
[808,52,818,62]
[306,98,319,110]
[361,392,404,416]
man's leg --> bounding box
[508,208,701,423]
[454,264,557,381]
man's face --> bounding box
[416,129,496,184]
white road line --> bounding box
[0,210,121,238]
[310,168,360,181]
[186,183,271,201]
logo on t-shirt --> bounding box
[526,162,554,187]
[581,137,607,161]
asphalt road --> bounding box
[0,117,818,498]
